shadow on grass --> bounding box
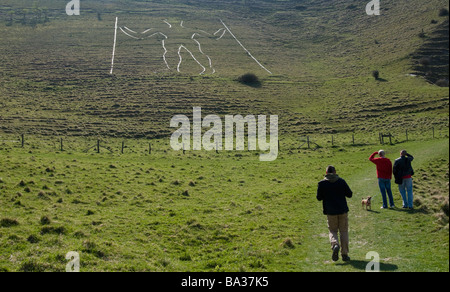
[337,259,399,271]
[389,207,430,215]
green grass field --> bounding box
[0,135,448,272]
[0,0,449,272]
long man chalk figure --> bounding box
[111,19,216,75]
[110,18,272,75]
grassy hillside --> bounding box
[0,0,449,272]
[0,0,448,138]
[0,136,448,272]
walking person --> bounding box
[393,150,415,209]
[369,150,395,209]
[317,165,353,262]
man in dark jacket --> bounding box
[393,150,414,209]
[317,166,353,262]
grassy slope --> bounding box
[0,0,448,137]
[0,137,448,272]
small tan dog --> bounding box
[362,196,372,210]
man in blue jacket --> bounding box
[317,166,353,262]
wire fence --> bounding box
[0,126,448,155]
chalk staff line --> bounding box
[110,17,118,75]
[219,19,272,75]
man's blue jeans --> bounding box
[378,178,395,208]
[398,178,414,208]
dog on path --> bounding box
[362,196,372,210]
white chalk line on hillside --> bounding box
[191,33,214,72]
[177,45,208,75]
[110,18,270,75]
[110,17,118,75]
[118,26,171,71]
[123,26,137,34]
[119,27,140,39]
[163,19,172,28]
[219,19,272,75]
[162,38,170,70]
[214,28,227,40]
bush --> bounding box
[237,73,261,87]
[438,8,449,17]
[372,70,380,80]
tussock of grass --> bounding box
[0,218,19,227]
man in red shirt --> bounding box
[369,150,395,209]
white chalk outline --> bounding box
[110,17,118,75]
[119,27,140,39]
[214,28,227,40]
[123,26,137,34]
[163,19,172,28]
[109,18,272,75]
[177,45,206,74]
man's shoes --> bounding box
[332,244,340,262]
[342,255,351,262]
